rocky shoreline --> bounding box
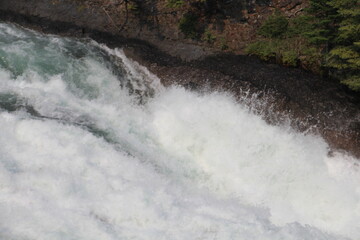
[1,1,360,158]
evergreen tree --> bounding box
[327,0,360,90]
[304,0,339,47]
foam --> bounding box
[0,23,359,240]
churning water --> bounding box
[0,22,359,240]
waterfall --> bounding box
[0,22,359,240]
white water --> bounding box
[0,23,359,240]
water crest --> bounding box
[0,23,359,240]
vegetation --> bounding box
[166,0,207,8]
[326,0,360,90]
[127,2,139,12]
[219,37,229,50]
[258,12,289,38]
[116,0,359,89]
[179,13,200,39]
[246,0,360,91]
[202,28,216,44]
[246,12,321,68]
[166,0,185,8]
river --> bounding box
[0,22,359,240]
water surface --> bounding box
[0,23,359,240]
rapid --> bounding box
[0,22,359,240]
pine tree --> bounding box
[304,0,339,47]
[327,0,360,90]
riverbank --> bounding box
[0,1,360,158]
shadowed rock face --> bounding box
[0,0,360,158]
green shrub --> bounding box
[302,47,322,65]
[167,0,185,8]
[128,3,139,11]
[179,13,199,39]
[248,9,324,70]
[202,28,216,44]
[220,37,229,50]
[258,12,289,38]
[282,50,298,66]
[246,39,311,67]
[245,41,277,60]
